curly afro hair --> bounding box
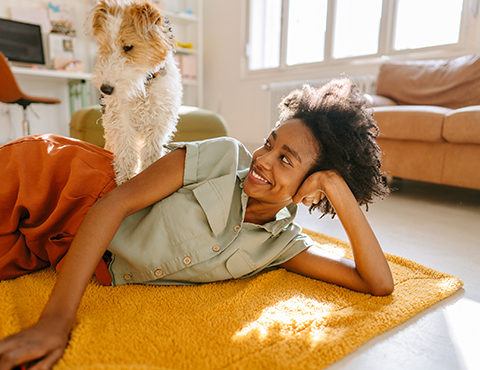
[277,78,389,216]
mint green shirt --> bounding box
[107,137,314,286]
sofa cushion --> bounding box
[373,106,451,142]
[443,106,480,145]
[376,54,480,109]
[376,139,445,183]
[442,143,480,189]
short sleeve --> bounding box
[166,137,252,186]
[267,232,315,267]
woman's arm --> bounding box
[280,170,394,296]
[0,148,186,370]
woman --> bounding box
[0,79,393,369]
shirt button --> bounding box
[212,245,220,252]
[154,269,163,277]
[124,274,132,281]
[183,256,192,265]
[234,225,241,232]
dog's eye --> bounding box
[123,45,133,52]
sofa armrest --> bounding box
[364,94,398,107]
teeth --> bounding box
[252,169,268,183]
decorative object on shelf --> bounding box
[176,41,194,49]
[49,33,76,70]
[175,54,197,83]
[48,1,76,36]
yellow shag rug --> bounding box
[0,230,463,370]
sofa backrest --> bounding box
[376,54,480,109]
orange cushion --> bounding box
[376,54,480,109]
[373,106,451,142]
[443,106,480,145]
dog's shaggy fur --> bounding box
[89,0,182,185]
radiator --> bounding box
[264,74,377,128]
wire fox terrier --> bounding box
[89,0,182,185]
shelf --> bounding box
[159,0,202,107]
[164,10,198,23]
[176,47,198,55]
[11,66,91,81]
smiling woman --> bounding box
[0,78,393,369]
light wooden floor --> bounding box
[295,178,480,370]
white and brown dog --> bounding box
[89,0,182,185]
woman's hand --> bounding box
[0,317,69,370]
[284,169,394,296]
[292,170,342,207]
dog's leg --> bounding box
[139,130,167,172]
[104,112,140,185]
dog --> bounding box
[89,0,182,185]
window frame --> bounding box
[242,0,475,77]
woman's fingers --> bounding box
[0,323,68,370]
[293,170,339,205]
[301,192,326,207]
[29,348,64,370]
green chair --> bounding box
[69,105,228,147]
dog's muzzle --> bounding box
[101,84,114,95]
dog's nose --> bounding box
[100,84,114,95]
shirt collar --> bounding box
[239,186,298,236]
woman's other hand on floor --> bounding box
[0,318,69,370]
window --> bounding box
[332,0,383,59]
[248,0,282,70]
[393,0,464,50]
[246,0,467,71]
[286,0,328,65]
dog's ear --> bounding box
[90,0,109,36]
[130,1,163,39]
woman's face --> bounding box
[243,119,319,206]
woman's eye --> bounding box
[263,138,271,148]
[281,155,291,165]
[124,45,133,52]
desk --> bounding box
[11,67,92,116]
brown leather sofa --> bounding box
[367,54,480,190]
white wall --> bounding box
[202,0,480,152]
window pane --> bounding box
[394,0,463,50]
[286,0,328,66]
[332,0,383,59]
[248,0,282,70]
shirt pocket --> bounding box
[226,249,255,279]
[192,174,235,236]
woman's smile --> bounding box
[249,166,270,184]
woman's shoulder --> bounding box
[166,137,252,185]
[167,136,247,153]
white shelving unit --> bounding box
[158,0,203,107]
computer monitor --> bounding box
[0,18,45,65]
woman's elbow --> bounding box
[369,279,394,296]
